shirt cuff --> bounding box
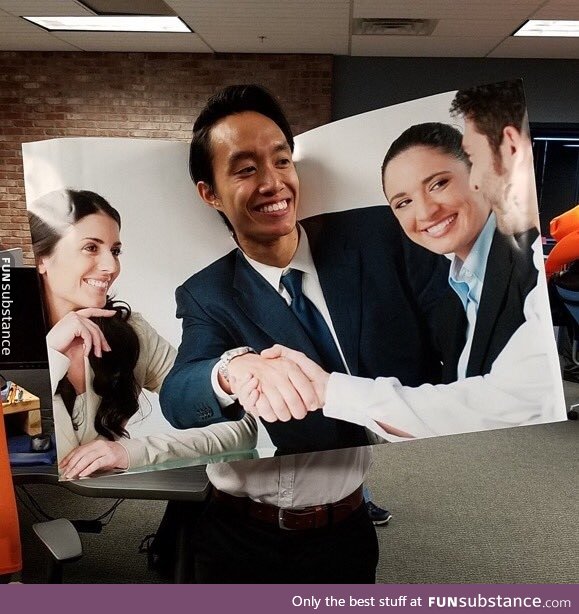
[323,372,409,443]
[211,361,237,408]
[48,346,71,396]
[115,438,143,470]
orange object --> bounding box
[545,205,579,278]
[0,400,22,577]
[550,204,579,242]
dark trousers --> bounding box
[193,499,379,583]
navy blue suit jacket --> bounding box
[160,206,448,454]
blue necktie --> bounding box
[281,269,345,374]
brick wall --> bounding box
[0,52,333,262]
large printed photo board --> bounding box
[21,80,566,480]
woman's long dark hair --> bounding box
[29,189,140,440]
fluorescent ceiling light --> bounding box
[22,15,191,33]
[514,20,579,37]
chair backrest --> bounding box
[545,205,579,278]
[0,401,22,577]
[556,284,579,329]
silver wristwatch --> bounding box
[218,346,256,383]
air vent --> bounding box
[82,0,175,16]
[352,18,438,36]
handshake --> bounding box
[225,345,330,423]
[224,345,414,439]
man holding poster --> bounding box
[160,84,447,582]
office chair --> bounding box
[0,400,21,582]
[552,269,579,420]
[545,204,579,278]
[2,397,82,583]
[546,205,579,420]
[32,519,82,583]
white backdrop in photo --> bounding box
[22,88,561,460]
[21,90,459,447]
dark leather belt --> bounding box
[211,485,364,531]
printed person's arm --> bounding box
[129,312,177,393]
[46,308,116,359]
[59,439,129,479]
[117,413,258,470]
[159,284,243,428]
[159,284,318,429]
[60,310,259,478]
[227,353,320,422]
[122,313,258,468]
[58,414,259,478]
[256,315,565,439]
[324,313,564,438]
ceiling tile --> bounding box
[532,0,579,19]
[351,34,500,57]
[167,0,350,54]
[0,32,80,50]
[54,31,213,52]
[353,0,544,20]
[0,0,93,17]
[489,36,579,58]
[0,0,576,56]
[433,18,524,37]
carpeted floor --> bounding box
[370,418,578,584]
[13,385,579,584]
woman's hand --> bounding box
[47,308,116,357]
[59,439,129,479]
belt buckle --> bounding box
[278,508,292,530]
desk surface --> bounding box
[2,388,40,415]
[12,463,210,502]
[3,386,42,436]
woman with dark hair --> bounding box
[29,188,256,479]
[239,122,563,438]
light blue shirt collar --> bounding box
[448,212,496,312]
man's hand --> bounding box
[255,347,416,438]
[59,440,129,479]
[47,308,116,358]
[261,344,330,405]
[226,352,320,422]
[374,421,415,439]
[233,345,330,422]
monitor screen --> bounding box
[531,123,579,236]
[1,261,49,370]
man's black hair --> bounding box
[189,84,294,234]
[449,79,527,155]
[189,84,294,187]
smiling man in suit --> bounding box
[159,84,446,582]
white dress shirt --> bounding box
[206,228,371,507]
[448,213,496,379]
[323,236,567,439]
